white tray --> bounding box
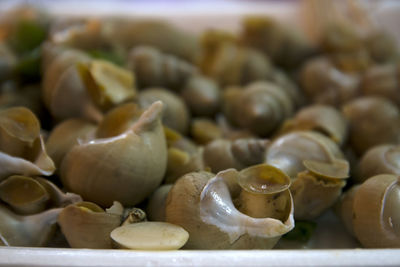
[0,1,399,266]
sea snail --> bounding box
[337,174,400,248]
[342,96,400,156]
[355,145,400,184]
[222,81,294,137]
[265,131,349,219]
[60,101,167,207]
[165,164,294,249]
[0,107,55,181]
[277,104,348,145]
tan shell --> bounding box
[336,185,360,237]
[104,20,199,62]
[181,75,221,117]
[41,45,101,121]
[361,64,400,107]
[60,101,167,207]
[190,118,223,145]
[138,88,190,134]
[202,138,269,173]
[165,165,294,249]
[365,31,397,64]
[223,81,294,136]
[146,184,173,222]
[342,96,400,156]
[356,145,400,184]
[0,107,55,181]
[353,174,400,248]
[58,201,123,248]
[199,31,273,86]
[46,118,96,170]
[300,56,360,106]
[241,16,314,69]
[277,105,348,145]
[0,203,61,247]
[128,46,197,91]
[0,175,49,215]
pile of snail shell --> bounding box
[0,6,399,250]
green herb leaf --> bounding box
[14,48,41,82]
[282,220,317,242]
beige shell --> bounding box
[181,75,221,117]
[222,81,294,136]
[138,88,190,134]
[365,31,397,64]
[0,203,61,247]
[41,44,101,121]
[353,174,400,248]
[241,16,314,69]
[356,145,400,184]
[199,30,273,87]
[277,105,348,145]
[361,64,400,107]
[0,107,55,181]
[265,131,349,219]
[60,101,167,207]
[300,56,360,106]
[342,96,400,156]
[104,20,199,62]
[190,118,223,145]
[202,138,269,173]
[165,165,294,249]
[0,175,49,215]
[46,119,96,170]
[146,184,173,222]
[128,46,197,91]
[58,201,123,248]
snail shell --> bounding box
[138,88,190,134]
[202,138,269,173]
[0,107,55,181]
[265,131,349,219]
[58,201,123,248]
[181,75,221,117]
[356,145,400,184]
[128,46,197,91]
[300,56,360,106]
[342,96,400,156]
[165,164,294,249]
[60,101,167,207]
[222,81,294,136]
[361,64,400,107]
[277,105,348,145]
[365,31,397,64]
[339,175,400,248]
[0,203,61,247]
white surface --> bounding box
[1,247,400,267]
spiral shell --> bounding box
[222,81,294,136]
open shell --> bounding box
[58,201,123,248]
[165,164,294,249]
[60,101,167,207]
[0,107,55,181]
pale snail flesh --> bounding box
[165,164,294,249]
[356,144,400,184]
[0,107,55,181]
[265,131,349,219]
[338,174,400,248]
[60,101,167,207]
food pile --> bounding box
[0,5,399,250]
